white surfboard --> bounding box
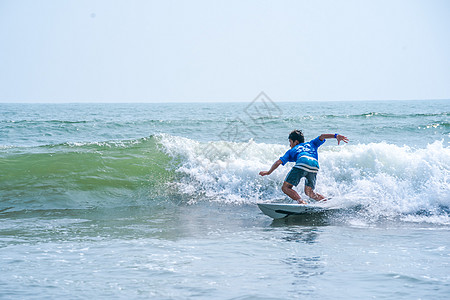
[257,202,334,219]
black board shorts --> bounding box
[284,167,317,189]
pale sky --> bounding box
[1,0,449,103]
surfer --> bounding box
[259,130,349,204]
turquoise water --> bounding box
[1,100,449,299]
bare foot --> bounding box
[296,199,307,205]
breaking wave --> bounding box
[1,134,449,224]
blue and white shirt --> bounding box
[279,136,326,173]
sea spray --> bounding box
[157,133,284,204]
[159,134,450,223]
[319,140,449,222]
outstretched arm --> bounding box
[259,159,283,176]
[319,133,349,145]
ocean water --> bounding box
[0,99,449,299]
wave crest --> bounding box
[159,135,449,223]
[1,134,449,224]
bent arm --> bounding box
[319,133,349,145]
[259,159,283,176]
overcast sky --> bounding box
[0,0,449,103]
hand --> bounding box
[259,171,270,176]
[337,134,349,145]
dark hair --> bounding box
[288,130,304,143]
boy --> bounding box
[259,130,349,204]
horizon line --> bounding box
[0,98,448,104]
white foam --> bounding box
[319,141,449,217]
[158,134,450,223]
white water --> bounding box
[159,134,450,224]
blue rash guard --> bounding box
[279,136,326,173]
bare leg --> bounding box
[282,181,307,204]
[304,186,326,201]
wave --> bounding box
[0,137,175,211]
[159,135,450,224]
[418,122,450,129]
[352,112,450,118]
[284,111,450,121]
[1,135,449,224]
[1,120,89,124]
